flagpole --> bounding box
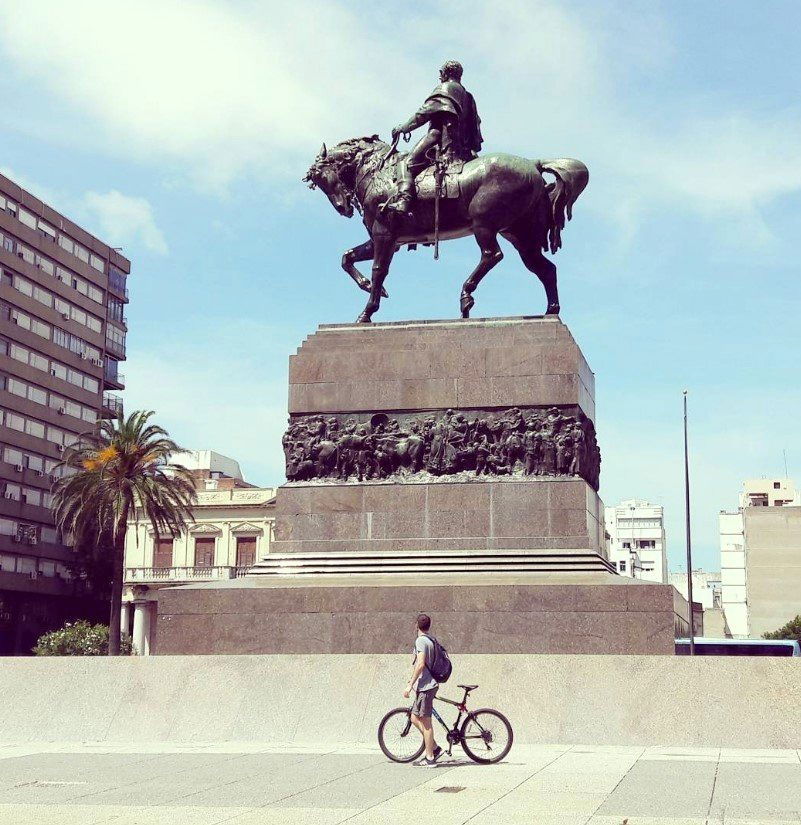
[683,390,695,655]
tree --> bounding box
[34,620,134,656]
[763,615,801,642]
[52,410,196,655]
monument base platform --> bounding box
[155,572,688,656]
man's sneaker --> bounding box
[413,746,442,766]
[416,758,439,768]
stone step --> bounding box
[247,549,615,576]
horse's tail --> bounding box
[539,158,589,254]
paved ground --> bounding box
[0,742,799,825]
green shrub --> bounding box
[33,620,134,656]
[763,614,801,642]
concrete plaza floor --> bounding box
[0,742,799,825]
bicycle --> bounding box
[377,683,513,765]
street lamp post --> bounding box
[683,390,695,655]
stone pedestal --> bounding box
[270,315,603,561]
[156,315,683,655]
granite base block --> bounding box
[155,576,684,656]
[273,477,605,554]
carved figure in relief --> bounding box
[282,405,600,490]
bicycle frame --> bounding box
[419,687,474,754]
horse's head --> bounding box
[303,142,355,218]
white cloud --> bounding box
[0,166,167,255]
[82,190,168,255]
[1,0,798,225]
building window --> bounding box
[618,560,626,572]
[773,482,780,489]
[153,538,174,568]
[236,536,257,569]
[109,266,127,295]
[622,542,631,549]
[194,537,215,568]
[108,297,125,323]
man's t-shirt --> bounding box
[413,635,438,691]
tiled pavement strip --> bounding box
[0,743,799,825]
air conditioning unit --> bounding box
[28,536,38,546]
[56,275,65,283]
[11,315,19,324]
[61,313,70,321]
[11,534,21,543]
[29,571,39,580]
[14,463,24,472]
[79,352,88,360]
[57,407,66,415]
[56,444,64,453]
[4,492,15,500]
[50,368,58,376]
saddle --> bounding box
[393,155,466,200]
[415,158,465,199]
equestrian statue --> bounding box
[303,60,588,323]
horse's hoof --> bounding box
[546,304,560,316]
[460,294,474,318]
[355,313,372,324]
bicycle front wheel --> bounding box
[460,708,514,764]
[377,707,425,763]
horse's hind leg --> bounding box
[460,224,504,318]
[505,232,560,315]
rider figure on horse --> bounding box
[387,60,483,216]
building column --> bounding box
[120,601,131,640]
[132,601,151,655]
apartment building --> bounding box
[719,478,801,638]
[604,499,668,583]
[0,173,129,653]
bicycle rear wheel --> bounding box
[460,708,513,764]
[377,707,425,763]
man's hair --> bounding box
[440,60,463,81]
[417,613,431,632]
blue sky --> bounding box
[1,0,800,572]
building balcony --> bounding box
[124,565,251,584]
[103,371,125,390]
[105,339,126,358]
[101,392,123,418]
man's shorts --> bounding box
[411,687,438,717]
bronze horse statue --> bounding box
[304,136,588,323]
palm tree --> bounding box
[53,410,196,655]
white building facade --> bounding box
[719,478,801,639]
[604,499,668,583]
[122,451,275,654]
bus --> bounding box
[675,638,800,656]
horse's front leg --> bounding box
[356,228,395,323]
[342,239,388,299]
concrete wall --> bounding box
[1,653,800,748]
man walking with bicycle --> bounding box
[403,613,445,767]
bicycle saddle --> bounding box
[458,684,478,691]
